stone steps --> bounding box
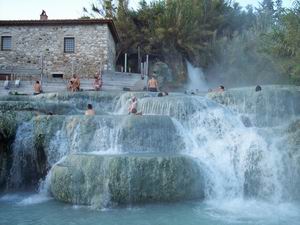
[0,74,147,95]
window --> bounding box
[52,73,63,78]
[1,36,12,51]
[64,37,75,53]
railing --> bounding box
[0,65,42,81]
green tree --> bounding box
[85,0,298,86]
[264,1,300,83]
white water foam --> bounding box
[0,192,51,206]
[203,198,300,224]
[6,90,299,218]
[170,97,285,201]
[186,61,208,91]
[17,194,51,206]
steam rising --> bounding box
[186,61,208,91]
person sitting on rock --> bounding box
[128,96,142,115]
[68,75,75,91]
[85,104,95,115]
[148,75,159,92]
[68,74,80,92]
[213,85,225,92]
[33,80,42,95]
[218,85,225,92]
[73,74,80,91]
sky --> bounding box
[0,0,295,20]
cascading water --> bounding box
[186,61,208,91]
[8,122,35,189]
[2,88,300,225]
[119,94,286,201]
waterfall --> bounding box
[114,92,291,201]
[5,88,300,206]
[181,105,285,201]
[186,61,208,91]
[8,122,34,189]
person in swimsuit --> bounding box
[128,96,142,115]
[93,73,102,91]
[148,76,159,92]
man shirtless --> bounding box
[148,76,158,92]
[85,104,96,115]
[33,81,42,95]
[69,74,80,92]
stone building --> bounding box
[0,12,119,79]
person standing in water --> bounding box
[33,80,42,95]
[148,75,159,92]
[85,104,95,115]
[255,85,262,92]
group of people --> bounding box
[32,73,98,95]
[29,71,264,117]
[85,75,160,116]
[30,72,157,96]
[207,85,262,93]
[84,99,141,116]
[67,73,103,92]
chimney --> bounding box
[40,10,48,20]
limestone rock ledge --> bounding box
[50,154,204,207]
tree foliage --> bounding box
[264,1,300,83]
[85,0,300,86]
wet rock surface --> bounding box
[207,85,300,127]
[1,86,300,207]
[50,154,204,207]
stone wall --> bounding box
[0,23,116,79]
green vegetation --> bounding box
[264,1,300,84]
[0,112,17,140]
[84,0,300,86]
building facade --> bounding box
[0,17,119,79]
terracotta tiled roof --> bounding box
[0,19,119,43]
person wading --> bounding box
[33,80,42,95]
[85,104,95,115]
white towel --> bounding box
[4,80,9,89]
